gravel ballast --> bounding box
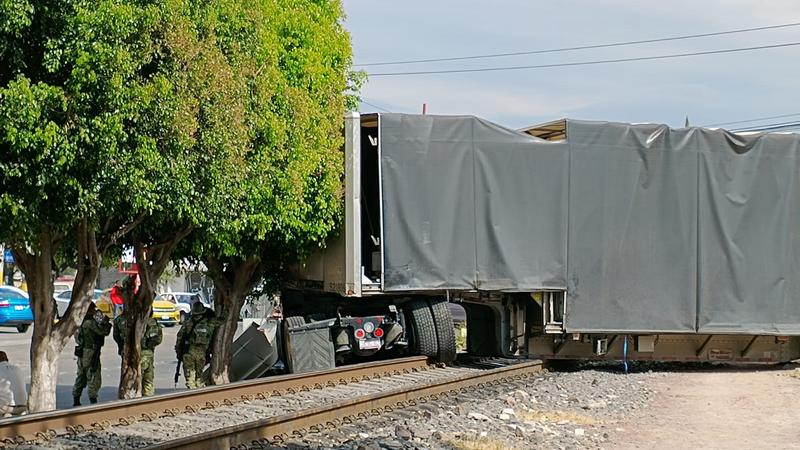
[260,362,663,450]
[9,363,502,449]
[10,361,669,450]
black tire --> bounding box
[282,316,306,373]
[403,300,438,359]
[16,324,29,333]
[179,312,187,324]
[428,298,457,364]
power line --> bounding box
[702,112,800,128]
[730,121,800,132]
[356,22,800,67]
[367,41,800,77]
[359,99,392,113]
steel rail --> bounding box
[0,356,430,444]
[144,359,543,450]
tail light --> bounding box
[0,300,9,307]
[373,327,384,338]
[354,328,366,340]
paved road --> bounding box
[1,323,243,410]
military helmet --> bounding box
[191,301,205,315]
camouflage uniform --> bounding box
[73,310,111,405]
[113,315,163,396]
[175,304,218,389]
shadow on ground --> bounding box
[544,359,800,374]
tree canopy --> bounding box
[193,0,352,261]
[0,0,172,412]
[0,0,163,247]
[0,0,356,406]
[180,0,355,383]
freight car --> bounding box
[272,112,800,374]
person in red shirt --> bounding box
[110,280,124,317]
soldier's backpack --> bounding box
[189,319,214,347]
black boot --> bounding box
[73,397,81,407]
[89,397,97,404]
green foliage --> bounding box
[345,70,368,112]
[189,0,355,270]
[0,0,355,278]
[0,0,164,248]
[121,0,260,250]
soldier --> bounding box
[113,310,163,396]
[175,302,217,389]
[72,303,111,406]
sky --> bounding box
[343,0,800,130]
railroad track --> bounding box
[0,357,542,449]
[0,356,429,445]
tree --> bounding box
[114,0,249,398]
[0,0,161,411]
[189,0,354,385]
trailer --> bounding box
[275,112,800,373]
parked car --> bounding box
[54,290,71,317]
[95,289,116,318]
[157,292,210,323]
[56,289,103,303]
[96,291,179,326]
[53,282,72,295]
[56,289,104,318]
[1,286,28,297]
[0,287,33,333]
[151,297,180,326]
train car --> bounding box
[277,112,800,373]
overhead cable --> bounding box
[730,121,800,132]
[356,22,800,67]
[360,99,392,113]
[367,42,800,77]
[702,112,800,128]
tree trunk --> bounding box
[117,283,149,399]
[24,245,59,412]
[208,289,241,385]
[207,256,262,385]
[118,230,191,398]
[27,339,60,412]
[16,222,101,412]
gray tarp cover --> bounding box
[380,114,568,291]
[379,114,800,334]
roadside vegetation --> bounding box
[0,0,360,412]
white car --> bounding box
[54,289,102,318]
[156,292,210,323]
[52,282,72,316]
